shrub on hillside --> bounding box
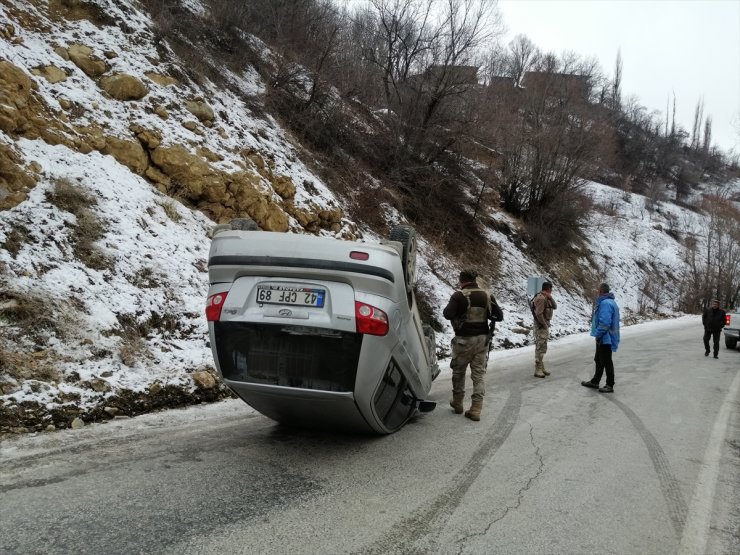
[45,179,115,272]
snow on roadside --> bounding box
[1,139,215,409]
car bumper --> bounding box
[226,381,380,433]
[724,329,739,339]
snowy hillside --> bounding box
[0,0,737,434]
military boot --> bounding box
[449,392,464,414]
[541,366,551,376]
[534,362,546,378]
[464,399,483,421]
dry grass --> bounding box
[0,289,68,384]
[0,347,60,384]
[126,267,161,289]
[48,0,118,26]
[1,225,31,258]
[112,310,194,366]
[45,179,115,272]
[118,335,148,367]
[157,199,182,223]
[0,290,64,342]
[114,313,150,367]
[45,177,90,212]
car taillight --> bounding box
[206,292,228,321]
[355,301,389,336]
[727,314,732,325]
[349,251,369,260]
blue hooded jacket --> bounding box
[590,292,620,352]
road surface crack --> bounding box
[455,422,545,554]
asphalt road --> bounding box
[1,318,738,554]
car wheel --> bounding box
[726,337,738,350]
[230,218,260,231]
[389,224,417,295]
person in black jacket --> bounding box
[443,269,504,422]
[702,299,726,359]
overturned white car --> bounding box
[205,219,439,434]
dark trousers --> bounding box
[591,343,614,387]
[703,329,721,355]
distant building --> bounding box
[520,71,590,103]
[407,65,479,92]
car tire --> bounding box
[389,224,417,296]
[230,218,260,231]
[726,337,738,350]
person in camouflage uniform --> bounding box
[443,269,503,421]
[532,281,556,378]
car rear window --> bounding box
[214,322,362,392]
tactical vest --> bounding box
[451,287,491,332]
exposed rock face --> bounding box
[150,145,290,231]
[153,104,169,119]
[67,44,107,78]
[102,136,148,175]
[53,45,70,60]
[0,62,72,209]
[99,73,149,101]
[185,100,215,123]
[285,204,320,231]
[130,124,161,150]
[31,65,68,83]
[0,142,37,210]
[191,371,216,390]
[0,50,341,232]
[145,165,171,190]
[75,125,107,152]
[0,61,37,135]
[1,23,16,40]
[319,207,343,227]
[145,72,179,87]
[271,175,296,199]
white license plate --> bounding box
[256,285,325,308]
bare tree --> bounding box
[474,49,614,247]
[702,114,712,153]
[479,40,508,84]
[697,192,740,307]
[665,95,669,137]
[413,0,499,130]
[611,48,622,111]
[361,0,436,110]
[691,97,704,151]
[507,34,539,88]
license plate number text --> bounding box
[256,286,325,307]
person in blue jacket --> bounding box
[581,283,620,393]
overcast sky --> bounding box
[497,0,740,154]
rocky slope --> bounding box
[0,0,358,433]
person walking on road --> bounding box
[702,299,726,359]
[532,281,557,378]
[581,283,621,393]
[443,269,504,422]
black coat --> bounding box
[702,307,726,332]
